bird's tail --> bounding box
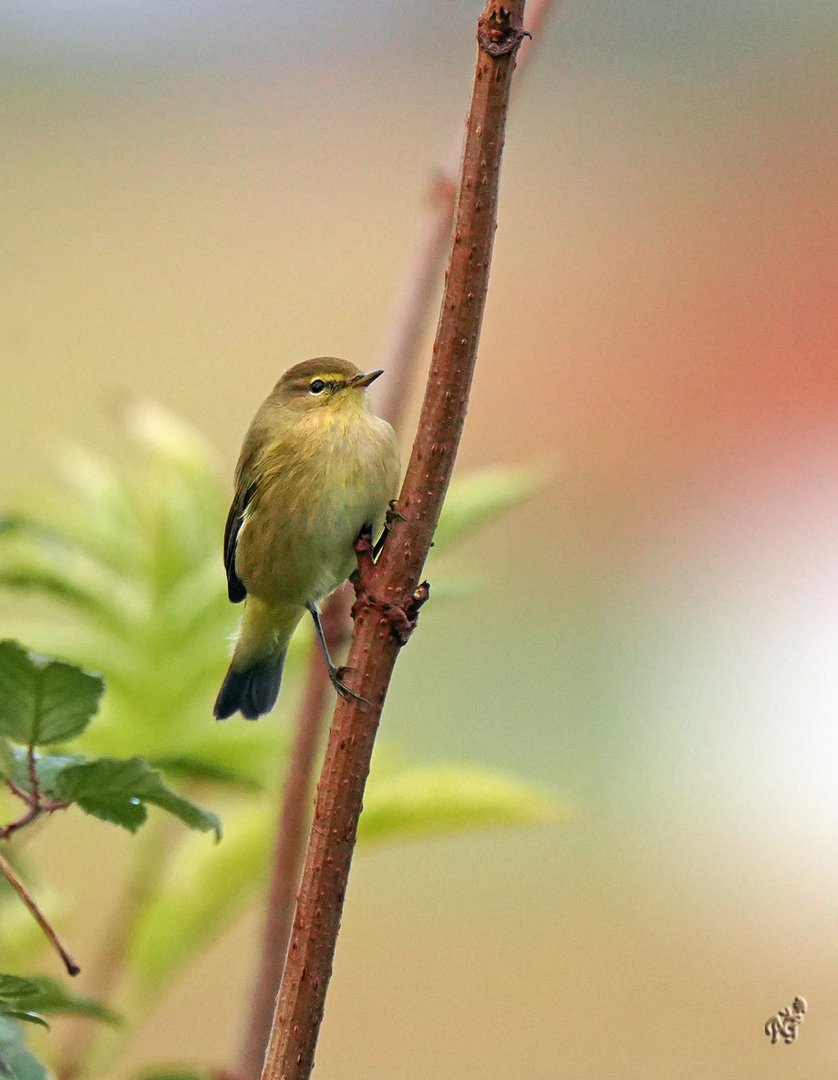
[214,598,303,721]
[213,651,286,721]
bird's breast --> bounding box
[235,411,398,606]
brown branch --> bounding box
[0,805,42,840]
[377,0,553,434]
[259,4,528,1078]
[0,849,80,976]
[1,770,70,840]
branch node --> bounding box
[477,5,531,56]
[350,547,430,646]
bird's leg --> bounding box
[305,601,367,703]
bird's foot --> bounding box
[326,663,371,705]
[385,499,406,525]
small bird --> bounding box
[214,358,400,721]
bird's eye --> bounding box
[309,379,326,395]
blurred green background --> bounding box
[1,0,836,1076]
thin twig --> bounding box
[259,3,528,1077]
[0,806,41,841]
[1,766,70,840]
[26,744,40,801]
[0,849,80,976]
[6,778,36,805]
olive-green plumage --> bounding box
[214,358,400,720]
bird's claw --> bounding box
[327,663,370,705]
[386,499,407,525]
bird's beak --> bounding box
[351,369,383,389]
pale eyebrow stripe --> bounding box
[290,374,348,391]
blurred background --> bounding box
[1,0,836,1076]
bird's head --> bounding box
[273,357,383,415]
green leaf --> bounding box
[435,467,544,549]
[56,757,221,839]
[0,569,116,621]
[0,738,14,780]
[9,750,86,799]
[0,641,104,746]
[0,515,55,542]
[21,977,119,1025]
[0,1015,48,1080]
[130,806,267,990]
[129,760,558,993]
[152,755,262,792]
[0,975,40,1002]
[0,1010,48,1030]
[132,1071,209,1080]
[358,763,559,844]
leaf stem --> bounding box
[0,850,80,976]
[259,4,528,1077]
[1,762,70,839]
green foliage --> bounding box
[128,757,556,994]
[132,1072,209,1080]
[129,806,266,989]
[0,737,14,780]
[0,641,104,747]
[0,642,220,842]
[150,755,262,792]
[7,750,84,797]
[359,763,558,843]
[54,757,221,838]
[13,977,118,1025]
[0,974,117,1032]
[0,975,48,1029]
[0,405,549,1078]
[0,1015,47,1080]
[434,466,544,549]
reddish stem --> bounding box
[376,0,553,434]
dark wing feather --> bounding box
[223,481,255,603]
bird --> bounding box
[214,357,400,720]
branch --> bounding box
[1,768,70,840]
[259,4,528,1077]
[0,850,80,976]
[377,0,553,433]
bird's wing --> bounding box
[223,479,256,603]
